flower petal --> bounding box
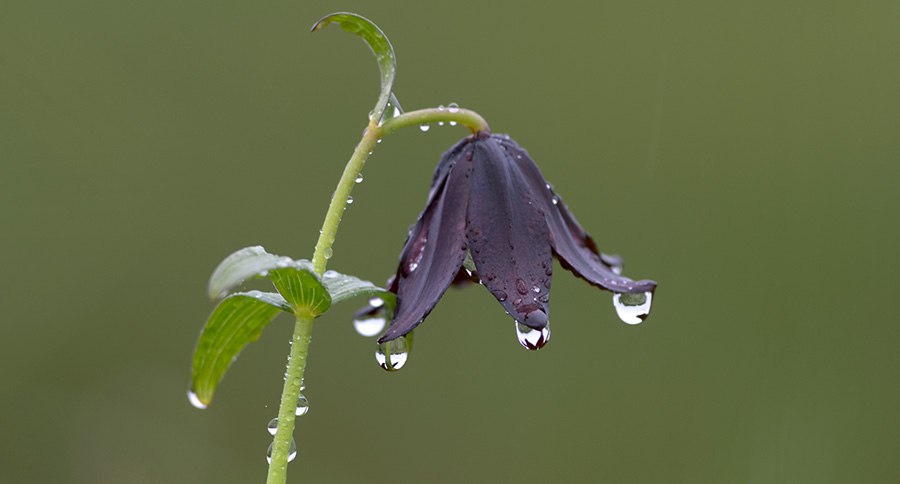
[497,137,657,294]
[466,136,553,330]
[378,139,475,342]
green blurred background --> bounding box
[2,1,899,482]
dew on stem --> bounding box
[267,438,297,464]
[295,394,309,416]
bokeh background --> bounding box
[2,1,899,482]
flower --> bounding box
[373,131,656,349]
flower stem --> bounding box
[311,107,489,275]
[266,105,489,484]
[380,107,490,136]
[266,314,314,484]
[311,118,382,274]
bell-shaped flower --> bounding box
[372,132,656,350]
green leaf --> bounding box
[311,12,397,123]
[270,266,331,317]
[190,292,286,407]
[207,246,285,300]
[321,269,396,308]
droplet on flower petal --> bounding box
[353,314,387,337]
[515,322,551,350]
[375,336,410,371]
[612,291,653,325]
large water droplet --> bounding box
[419,124,430,132]
[267,438,297,464]
[267,418,279,436]
[353,315,387,337]
[375,336,410,371]
[612,291,653,325]
[295,394,309,416]
[187,389,207,410]
[447,102,460,113]
[323,247,333,259]
[515,322,551,350]
[355,174,364,183]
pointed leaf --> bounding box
[311,12,397,122]
[269,266,331,317]
[207,246,291,300]
[190,292,286,407]
[321,269,396,308]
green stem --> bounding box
[380,107,490,136]
[266,105,489,484]
[311,118,382,275]
[311,107,489,275]
[266,315,314,484]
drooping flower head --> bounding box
[372,131,656,351]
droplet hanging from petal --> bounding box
[375,334,410,371]
[612,291,653,325]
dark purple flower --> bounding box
[374,132,656,350]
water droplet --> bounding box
[267,418,279,436]
[449,120,457,126]
[375,336,410,371]
[295,394,309,416]
[346,196,354,205]
[612,291,653,325]
[438,121,445,126]
[266,438,297,464]
[407,262,418,272]
[187,389,207,410]
[515,322,551,350]
[369,297,384,308]
[516,278,528,295]
[354,315,387,337]
[551,196,559,205]
[491,289,508,302]
[377,138,383,144]
[355,174,364,183]
[447,102,460,113]
[419,124,430,132]
[532,285,541,293]
[323,247,333,259]
[438,104,446,111]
